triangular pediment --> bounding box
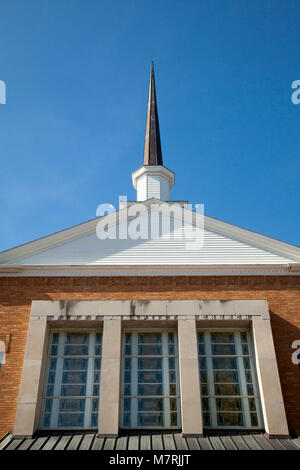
[0,199,299,269]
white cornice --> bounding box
[132,166,175,189]
[0,263,299,276]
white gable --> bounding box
[0,203,299,267]
[7,226,295,266]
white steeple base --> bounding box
[132,165,175,201]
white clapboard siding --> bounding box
[147,174,170,200]
[6,212,296,266]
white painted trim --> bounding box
[0,264,300,276]
[132,166,175,190]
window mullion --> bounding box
[235,331,251,428]
[51,332,64,428]
[247,331,263,428]
[131,333,138,428]
[84,332,95,428]
[162,332,170,428]
[175,356,181,428]
[205,332,217,428]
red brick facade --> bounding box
[0,275,299,438]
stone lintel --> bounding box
[29,299,270,320]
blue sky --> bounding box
[0,0,299,251]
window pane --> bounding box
[200,370,207,383]
[202,398,209,411]
[65,334,88,344]
[125,333,131,344]
[47,371,56,384]
[240,332,248,343]
[123,413,131,427]
[94,371,101,383]
[59,399,85,413]
[58,413,84,428]
[199,358,207,369]
[138,398,163,412]
[61,385,86,396]
[170,398,177,411]
[92,399,99,412]
[245,370,253,383]
[50,345,58,356]
[91,413,98,427]
[123,384,131,395]
[211,333,234,343]
[139,333,162,344]
[217,412,244,426]
[44,399,53,413]
[138,371,162,383]
[52,334,59,344]
[250,413,258,426]
[169,370,176,382]
[138,413,163,426]
[124,358,131,369]
[138,384,163,395]
[64,345,89,356]
[213,358,237,369]
[138,358,162,369]
[214,371,239,383]
[124,370,131,383]
[138,345,162,355]
[198,333,204,343]
[63,358,88,370]
[212,344,236,355]
[123,398,131,412]
[62,371,87,384]
[243,358,251,369]
[249,398,256,412]
[215,383,241,395]
[168,333,175,344]
[170,413,178,426]
[46,384,54,396]
[42,414,51,428]
[203,412,211,426]
[216,398,242,411]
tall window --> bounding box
[121,332,181,429]
[41,332,102,429]
[198,331,262,428]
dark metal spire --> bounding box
[143,62,163,166]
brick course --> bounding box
[0,275,299,437]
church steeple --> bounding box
[132,62,175,201]
[143,62,163,166]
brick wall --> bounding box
[0,275,299,437]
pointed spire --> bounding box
[143,62,163,166]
